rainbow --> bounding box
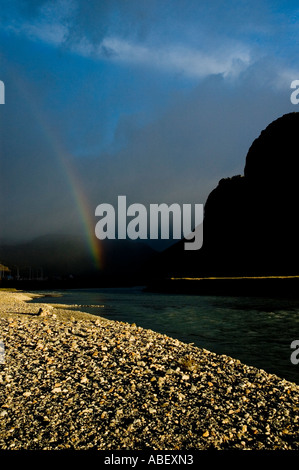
[5,64,102,269]
[53,147,102,270]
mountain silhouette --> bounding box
[157,112,299,278]
[0,234,156,284]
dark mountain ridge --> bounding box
[0,233,157,286]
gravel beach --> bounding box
[0,289,298,450]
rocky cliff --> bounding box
[159,112,299,277]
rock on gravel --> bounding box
[0,290,299,450]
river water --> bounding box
[30,287,299,384]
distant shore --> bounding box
[3,274,299,299]
[146,275,299,297]
[0,289,299,450]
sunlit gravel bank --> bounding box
[0,290,298,450]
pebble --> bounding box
[0,290,299,450]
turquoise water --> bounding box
[30,287,299,384]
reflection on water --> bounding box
[30,287,299,384]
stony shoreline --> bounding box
[0,289,298,450]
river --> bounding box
[29,286,299,384]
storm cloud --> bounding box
[0,1,298,247]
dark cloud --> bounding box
[15,0,159,45]
[18,0,50,17]
[0,0,297,245]
[81,69,294,208]
[2,0,276,51]
[1,51,295,243]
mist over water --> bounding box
[30,287,299,385]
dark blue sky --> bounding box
[0,0,298,245]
